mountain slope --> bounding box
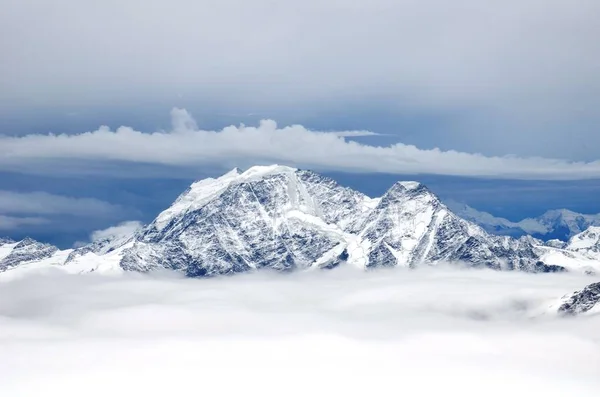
[3,165,600,278]
[117,166,572,275]
[360,185,560,272]
[0,237,59,272]
[122,166,372,276]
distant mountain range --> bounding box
[2,165,600,278]
[446,201,600,241]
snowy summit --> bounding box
[2,165,600,278]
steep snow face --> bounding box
[124,166,371,276]
[358,182,445,268]
[153,167,242,231]
[357,184,553,272]
[294,170,373,232]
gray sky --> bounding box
[1,0,599,160]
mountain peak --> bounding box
[397,181,421,191]
[238,164,297,180]
[15,237,39,247]
[0,237,15,246]
[222,167,242,178]
[541,209,580,220]
[384,181,433,200]
[152,165,302,232]
[1,237,59,272]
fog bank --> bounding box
[1,267,599,396]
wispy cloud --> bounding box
[2,109,600,180]
[326,130,382,138]
[0,215,48,230]
[0,191,124,217]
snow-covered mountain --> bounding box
[65,221,139,264]
[447,201,600,241]
[2,165,600,278]
[0,237,59,272]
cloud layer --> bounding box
[2,0,599,160]
[0,267,598,396]
[0,215,47,231]
[0,190,128,234]
[0,191,124,217]
[2,108,600,180]
[2,0,598,109]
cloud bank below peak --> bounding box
[2,108,600,180]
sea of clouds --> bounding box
[1,266,599,396]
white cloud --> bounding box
[0,267,598,396]
[2,108,600,180]
[0,215,48,230]
[90,221,142,242]
[327,130,381,138]
[0,191,124,217]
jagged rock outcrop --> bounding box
[558,282,600,315]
